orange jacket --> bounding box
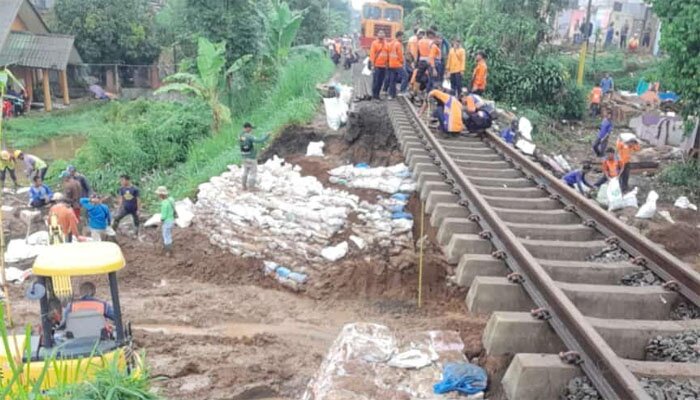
[463,95,477,113]
[369,39,389,68]
[407,35,419,60]
[417,38,433,62]
[616,139,641,166]
[590,87,603,104]
[333,42,341,54]
[49,203,79,238]
[388,39,404,68]
[430,90,464,133]
[446,47,465,74]
[429,43,441,67]
[472,60,488,91]
[602,159,621,178]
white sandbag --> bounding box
[635,191,658,219]
[306,141,325,157]
[321,241,349,262]
[658,210,675,224]
[349,235,366,250]
[442,79,451,91]
[362,57,372,76]
[0,267,31,284]
[16,187,30,195]
[26,231,49,246]
[338,84,353,105]
[323,97,349,131]
[622,187,639,209]
[607,178,625,211]
[144,213,162,227]
[175,198,195,228]
[596,183,609,206]
[4,239,46,263]
[516,139,536,155]
[674,196,698,211]
[519,117,533,141]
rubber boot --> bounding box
[164,244,173,258]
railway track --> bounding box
[352,71,700,399]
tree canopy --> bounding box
[52,0,160,64]
[649,0,700,118]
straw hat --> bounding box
[154,186,169,196]
[51,193,65,201]
[0,151,10,161]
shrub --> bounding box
[660,161,700,188]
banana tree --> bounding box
[155,37,250,133]
[261,0,306,67]
[0,68,24,142]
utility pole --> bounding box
[576,0,593,86]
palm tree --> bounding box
[156,37,250,133]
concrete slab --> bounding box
[455,254,508,287]
[484,196,561,210]
[409,156,433,170]
[538,259,642,285]
[452,153,503,162]
[508,223,598,241]
[625,359,700,381]
[558,282,679,320]
[420,181,451,201]
[466,276,534,313]
[590,317,700,360]
[426,191,459,214]
[522,239,607,261]
[470,177,534,188]
[416,172,442,188]
[483,312,565,356]
[436,218,480,246]
[502,354,581,400]
[474,186,546,199]
[442,145,493,154]
[444,234,492,264]
[430,203,470,228]
[461,168,523,179]
[404,147,428,161]
[495,208,580,224]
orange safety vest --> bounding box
[71,300,106,315]
[407,35,419,60]
[472,60,488,91]
[463,95,477,113]
[602,159,621,178]
[590,87,603,104]
[417,38,432,59]
[369,39,389,68]
[616,139,640,166]
[430,90,464,133]
[388,39,404,68]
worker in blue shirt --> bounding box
[592,110,613,157]
[500,119,519,144]
[600,73,614,99]
[563,163,593,194]
[28,176,53,208]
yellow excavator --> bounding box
[0,242,139,395]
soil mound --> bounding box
[647,222,700,257]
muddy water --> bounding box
[26,135,86,161]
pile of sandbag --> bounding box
[303,323,472,400]
[194,156,415,269]
[329,163,416,194]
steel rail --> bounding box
[483,130,700,306]
[396,96,651,400]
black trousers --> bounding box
[372,68,387,99]
[450,73,463,96]
[620,163,632,192]
[112,208,140,229]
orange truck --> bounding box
[360,1,404,49]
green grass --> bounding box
[4,102,109,148]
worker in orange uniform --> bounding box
[594,147,622,187]
[470,51,488,95]
[407,28,421,66]
[386,31,405,99]
[419,89,464,136]
[417,30,437,90]
[446,38,466,96]
[589,86,603,117]
[616,136,641,193]
[369,31,389,100]
[48,193,80,243]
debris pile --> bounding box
[329,163,416,194]
[641,378,700,400]
[671,302,700,321]
[562,376,602,400]
[302,322,476,399]
[586,247,630,264]
[620,270,663,287]
[645,330,700,363]
[194,157,414,270]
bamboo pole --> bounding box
[60,70,70,105]
[0,73,13,327]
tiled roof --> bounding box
[0,0,23,49]
[0,31,75,69]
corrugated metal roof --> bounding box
[0,31,75,69]
[0,0,23,49]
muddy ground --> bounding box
[4,100,490,400]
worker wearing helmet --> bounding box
[15,150,48,181]
[0,150,18,191]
